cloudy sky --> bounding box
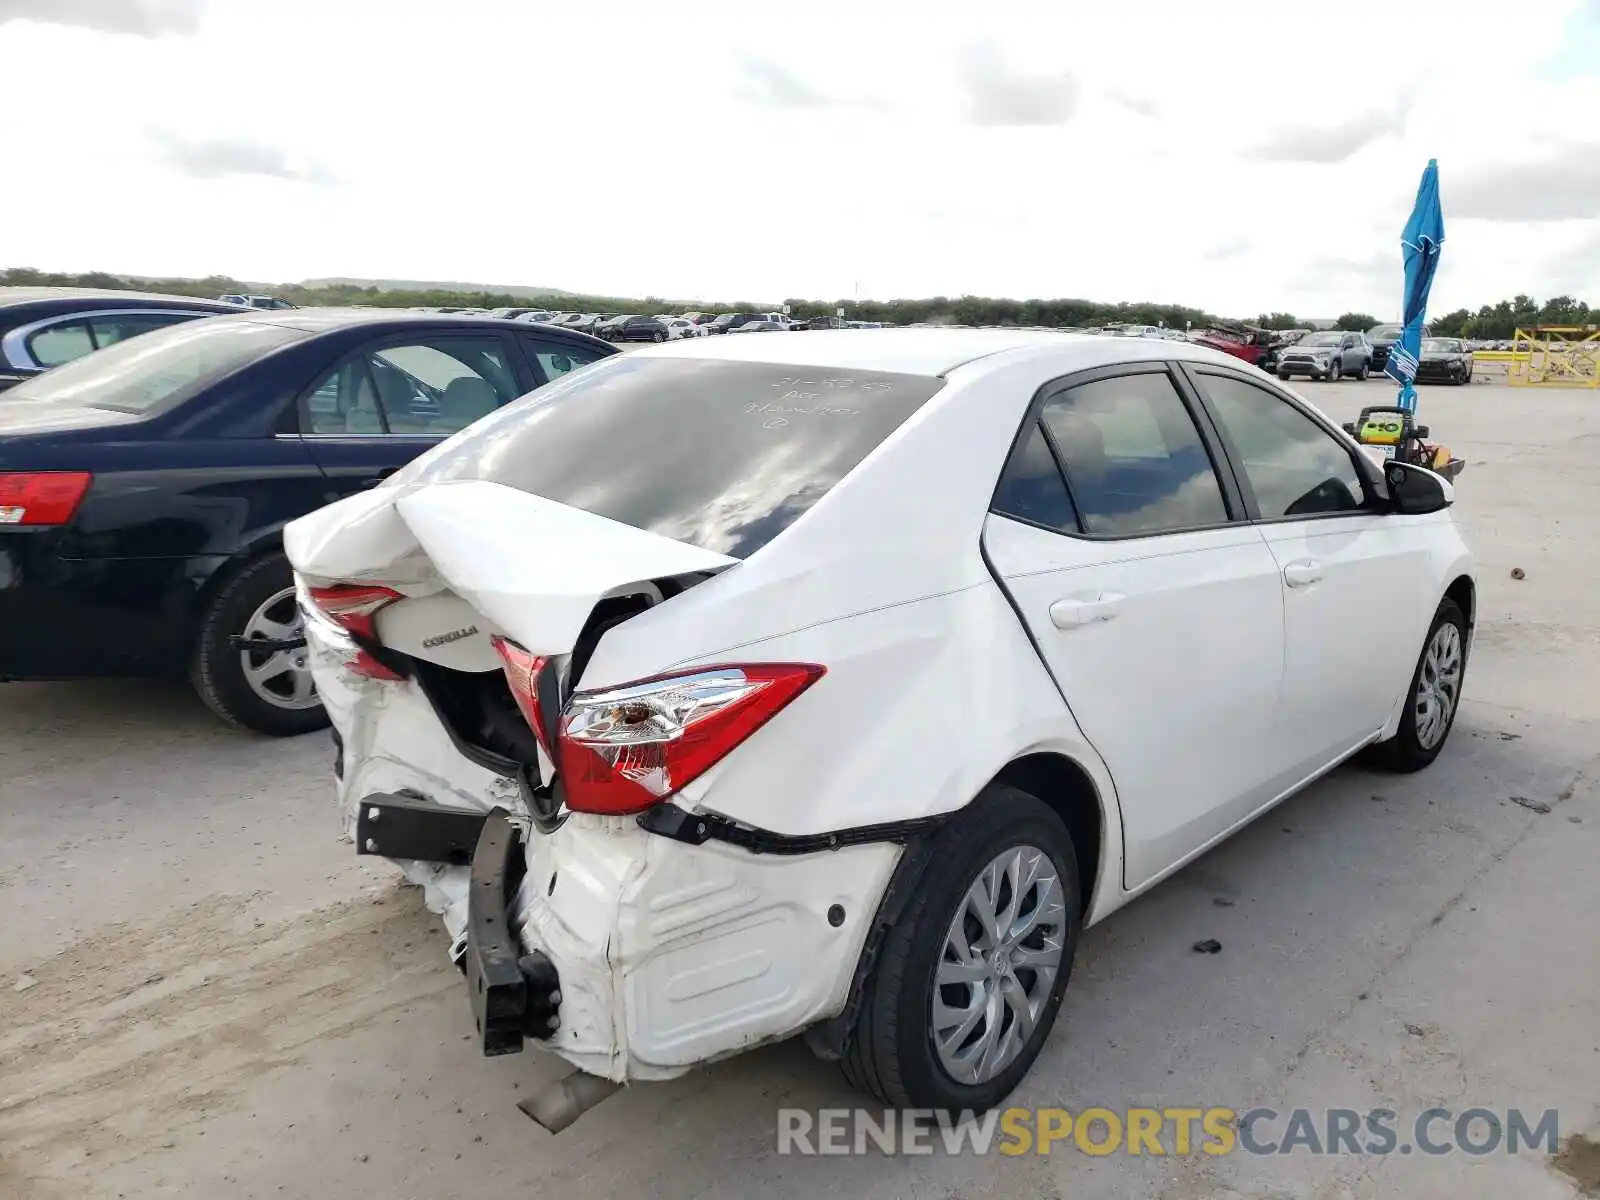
[2,0,1597,317]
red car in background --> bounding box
[1193,320,1276,369]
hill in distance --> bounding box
[300,277,574,298]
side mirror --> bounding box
[1385,461,1452,514]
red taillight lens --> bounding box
[307,584,404,680]
[557,663,824,815]
[490,635,553,757]
[0,471,93,527]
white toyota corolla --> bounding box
[284,330,1474,1127]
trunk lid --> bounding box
[285,478,738,660]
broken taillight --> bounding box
[307,584,404,680]
[557,664,824,815]
[0,471,93,526]
[490,635,554,758]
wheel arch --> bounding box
[1444,573,1475,638]
[989,752,1105,920]
[806,748,1115,1063]
[190,530,290,632]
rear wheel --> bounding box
[1356,359,1371,380]
[841,785,1081,1112]
[191,553,328,737]
[1371,598,1467,772]
[652,330,666,342]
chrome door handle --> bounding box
[1283,560,1324,588]
[1050,593,1124,629]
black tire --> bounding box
[190,552,330,737]
[1356,359,1371,381]
[840,785,1082,1112]
[652,330,666,342]
[1370,598,1468,773]
[1278,370,1291,381]
[1329,360,1343,382]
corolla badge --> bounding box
[421,625,479,649]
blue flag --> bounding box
[1386,160,1445,413]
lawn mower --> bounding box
[1342,405,1465,482]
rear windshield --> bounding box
[3,317,304,414]
[392,356,945,558]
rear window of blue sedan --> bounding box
[3,318,305,414]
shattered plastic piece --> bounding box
[1192,939,1222,954]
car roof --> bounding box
[0,286,241,311]
[624,327,1253,376]
[219,306,604,337]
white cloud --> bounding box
[0,0,1596,320]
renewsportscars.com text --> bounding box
[776,1106,1560,1157]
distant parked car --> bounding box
[551,313,602,334]
[658,317,704,339]
[1258,329,1309,377]
[729,320,788,334]
[610,316,674,343]
[1367,323,1432,373]
[1276,330,1373,381]
[0,309,614,735]
[706,313,761,335]
[1415,337,1475,385]
[489,308,556,321]
[797,315,850,330]
[592,315,636,341]
[0,287,242,392]
[219,294,297,311]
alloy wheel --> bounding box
[1414,622,1463,749]
[931,845,1067,1086]
[237,586,319,711]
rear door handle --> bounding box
[1283,559,1324,588]
[1049,593,1124,630]
[361,468,400,489]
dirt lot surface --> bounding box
[2,373,1597,1199]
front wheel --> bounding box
[652,330,666,342]
[1278,370,1291,381]
[841,785,1081,1112]
[191,553,329,737]
[1370,598,1467,773]
[1329,360,1343,381]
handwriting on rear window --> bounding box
[745,399,861,418]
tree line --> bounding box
[3,267,1592,343]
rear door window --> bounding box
[88,312,204,348]
[1040,370,1230,537]
[27,320,95,368]
[394,357,945,558]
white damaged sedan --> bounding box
[285,330,1474,1127]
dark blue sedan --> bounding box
[0,308,614,735]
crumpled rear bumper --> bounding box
[498,807,900,1081]
[311,622,904,1082]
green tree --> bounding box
[1335,312,1379,332]
[1256,312,1301,330]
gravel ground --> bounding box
[1,373,1597,1200]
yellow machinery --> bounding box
[1507,326,1600,388]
